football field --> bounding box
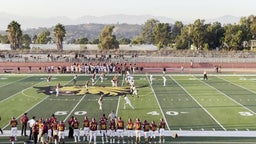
[1,73,256,143]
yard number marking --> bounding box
[55,111,87,116]
[166,111,179,116]
[147,111,160,115]
[239,111,253,116]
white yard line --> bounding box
[170,76,226,130]
[0,76,28,88]
[87,98,115,101]
[115,74,125,116]
[64,95,86,122]
[147,75,170,130]
[197,76,256,115]
[3,95,49,129]
[218,76,256,95]
[2,77,72,128]
[0,78,44,103]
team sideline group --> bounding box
[4,68,169,144]
[7,112,167,144]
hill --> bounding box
[2,23,142,42]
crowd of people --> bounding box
[43,62,141,75]
[5,112,167,144]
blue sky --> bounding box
[1,0,256,20]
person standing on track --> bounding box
[134,118,142,144]
[158,118,166,143]
[89,117,98,144]
[32,120,39,144]
[99,117,108,144]
[143,120,150,143]
[82,116,90,142]
[116,117,125,143]
[72,117,80,143]
[20,112,29,136]
[57,120,66,144]
[10,116,18,141]
[150,120,157,143]
[109,118,116,144]
[27,116,36,140]
[203,71,208,80]
[67,116,74,138]
[126,118,134,143]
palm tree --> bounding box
[54,23,66,51]
[6,21,22,50]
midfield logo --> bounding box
[34,85,131,96]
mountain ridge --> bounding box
[0,12,241,30]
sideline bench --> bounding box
[3,68,14,73]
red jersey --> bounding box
[101,116,108,122]
[159,121,166,129]
[83,119,90,128]
[90,121,98,131]
[50,117,57,124]
[127,121,134,130]
[135,121,142,130]
[51,122,58,130]
[99,120,107,130]
[150,123,157,131]
[117,120,124,129]
[72,120,79,129]
[32,123,39,133]
[109,120,116,130]
[46,121,52,129]
[42,123,48,134]
[10,119,18,127]
[20,115,29,124]
[143,121,150,132]
[57,123,65,131]
[68,118,74,126]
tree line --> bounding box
[1,15,256,51]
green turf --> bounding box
[1,74,256,143]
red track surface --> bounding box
[0,62,256,74]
